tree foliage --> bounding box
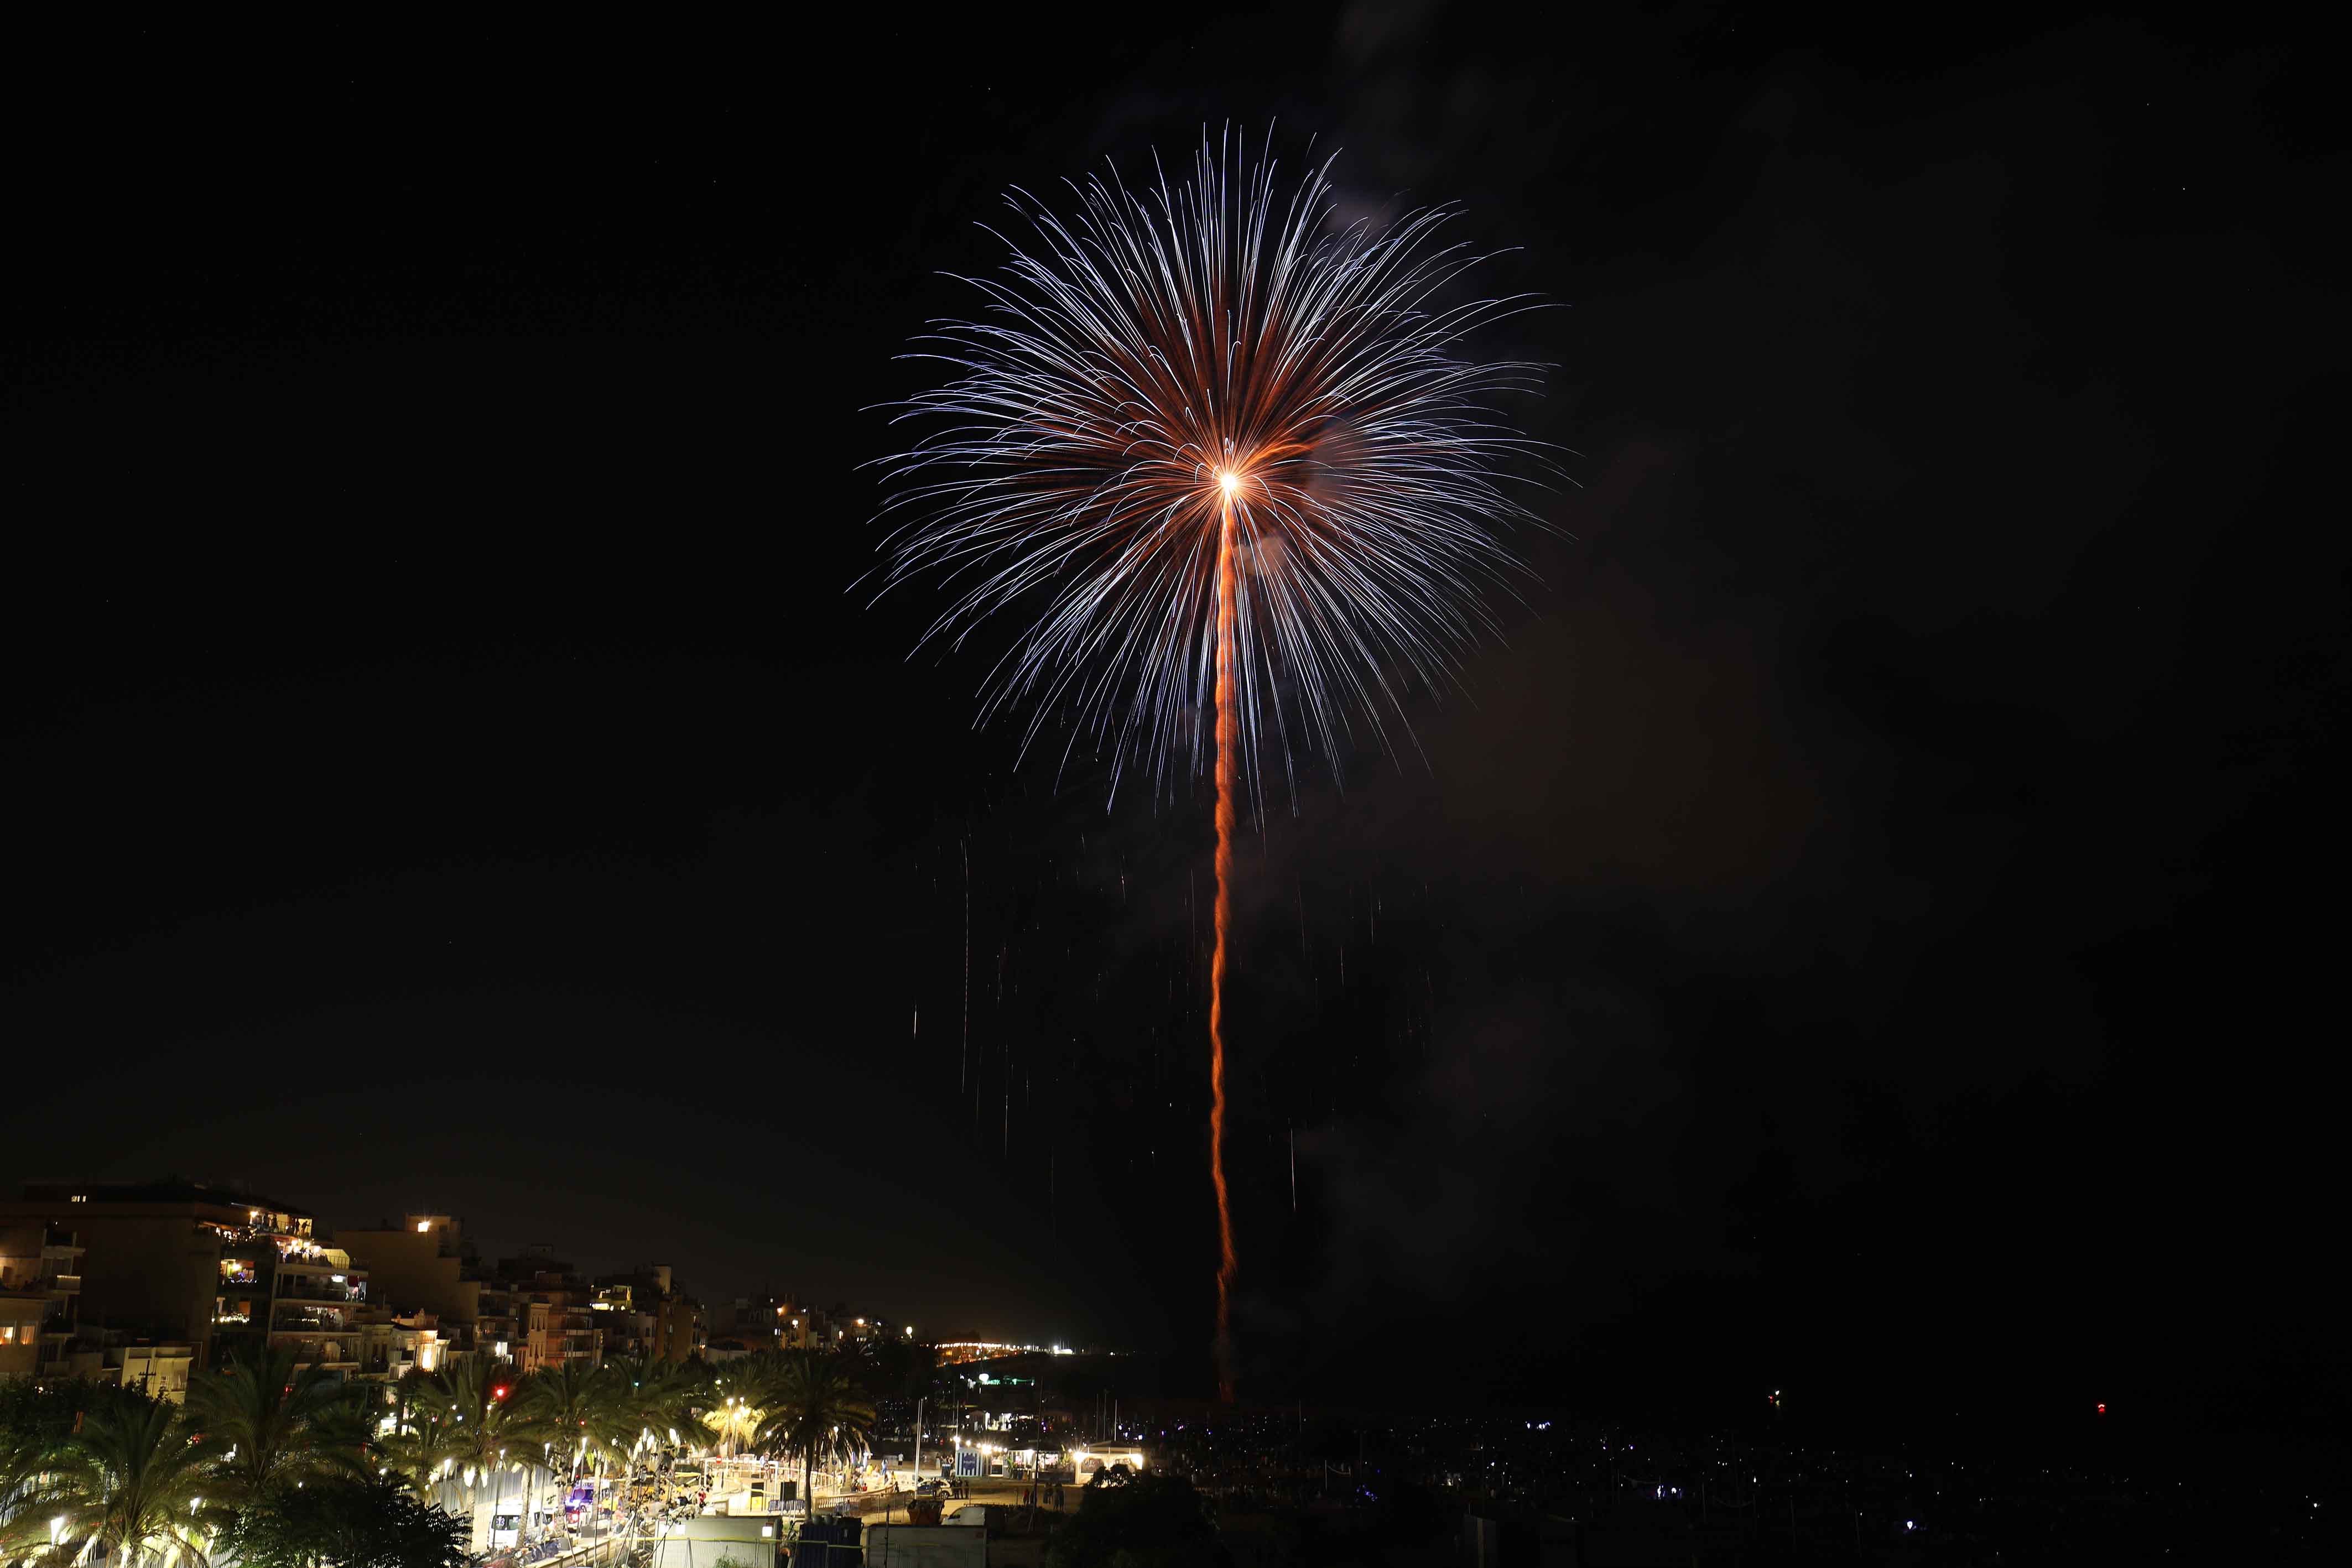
[1049,1472,1227,1568]
[185,1343,368,1507]
[43,1394,223,1566]
[3,1346,738,1560]
[751,1350,876,1515]
[222,1476,467,1568]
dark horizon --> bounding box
[5,8,2341,1451]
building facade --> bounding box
[594,1265,703,1364]
[337,1212,483,1373]
[2,1184,319,1372]
[480,1247,602,1374]
[0,1183,368,1387]
[0,1219,84,1378]
[0,1289,45,1381]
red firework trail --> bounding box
[1211,491,1241,1401]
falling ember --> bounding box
[1210,489,1241,1400]
[959,839,971,1097]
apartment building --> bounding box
[590,1281,657,1359]
[2,1182,368,1378]
[709,1291,791,1354]
[0,1219,84,1378]
[655,1291,705,1364]
[0,1289,45,1381]
[594,1264,703,1364]
[337,1211,483,1373]
[212,1217,371,1376]
[480,1246,602,1374]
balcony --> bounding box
[275,1280,358,1303]
[273,1309,346,1332]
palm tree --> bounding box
[391,1357,530,1524]
[544,1355,712,1553]
[371,1367,447,1499]
[0,1376,80,1559]
[753,1350,875,1520]
[701,1366,764,1461]
[707,1397,761,1458]
[48,1395,222,1567]
[605,1356,712,1470]
[0,1436,67,1561]
[518,1361,606,1483]
[372,1415,459,1508]
[183,1343,365,1508]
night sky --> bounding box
[6,10,2341,1442]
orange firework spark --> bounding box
[873,131,1549,1402]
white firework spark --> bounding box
[871,129,1553,810]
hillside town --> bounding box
[1,1180,919,1393]
[9,1178,2337,1567]
[0,1178,1182,1563]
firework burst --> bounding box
[873,130,1551,1397]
